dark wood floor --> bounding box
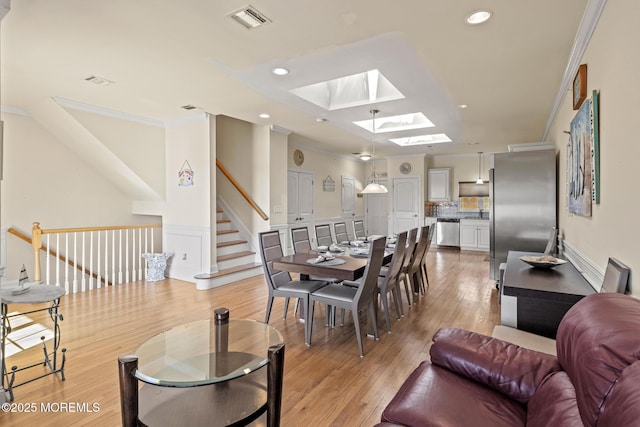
[1,248,499,426]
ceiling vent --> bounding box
[181,105,197,110]
[228,5,271,29]
[84,75,114,86]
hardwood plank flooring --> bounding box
[1,248,499,426]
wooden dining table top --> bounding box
[273,248,392,282]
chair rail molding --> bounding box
[560,237,601,291]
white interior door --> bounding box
[288,171,314,224]
[393,177,420,233]
[365,180,388,236]
[341,176,355,220]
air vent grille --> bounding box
[228,5,271,29]
[181,105,197,110]
[84,75,114,86]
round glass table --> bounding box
[119,309,284,427]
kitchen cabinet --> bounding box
[428,168,451,202]
[460,219,489,251]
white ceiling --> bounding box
[0,0,589,159]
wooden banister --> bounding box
[9,224,111,286]
[216,160,269,221]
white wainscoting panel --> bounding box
[163,224,212,283]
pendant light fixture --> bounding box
[476,151,484,184]
[361,109,388,194]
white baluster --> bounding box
[125,229,130,283]
[97,231,102,288]
[112,230,116,285]
[89,231,94,290]
[46,234,51,285]
[56,234,61,288]
[118,229,123,285]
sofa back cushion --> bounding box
[556,293,640,426]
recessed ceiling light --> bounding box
[259,113,270,119]
[458,104,468,109]
[360,154,372,161]
[390,134,452,146]
[272,67,289,76]
[353,112,435,134]
[466,10,492,25]
[316,117,328,122]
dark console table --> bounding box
[501,251,595,339]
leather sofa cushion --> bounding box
[526,371,582,427]
[380,362,527,427]
[556,293,640,427]
[597,360,640,427]
[430,328,560,403]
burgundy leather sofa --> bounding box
[376,293,640,427]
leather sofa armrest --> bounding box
[430,327,561,403]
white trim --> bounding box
[560,238,600,291]
[542,0,608,140]
[383,153,427,160]
[165,112,209,128]
[162,224,212,282]
[0,105,29,117]
[270,124,292,135]
[53,97,165,127]
[216,196,260,263]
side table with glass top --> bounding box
[118,308,285,427]
[1,284,67,402]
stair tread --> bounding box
[217,219,231,224]
[217,239,247,248]
[218,251,255,261]
[195,263,262,279]
[216,209,223,213]
[217,229,239,235]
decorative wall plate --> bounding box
[399,162,411,174]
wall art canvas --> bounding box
[178,160,194,187]
[590,90,600,203]
[568,97,592,216]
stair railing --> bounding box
[216,160,269,221]
[8,222,161,293]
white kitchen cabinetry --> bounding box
[460,220,489,251]
[428,168,451,202]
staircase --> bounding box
[194,210,262,290]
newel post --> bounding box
[32,222,42,282]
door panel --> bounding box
[393,177,420,233]
[341,176,355,219]
[365,180,388,236]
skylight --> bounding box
[353,112,435,134]
[289,69,404,111]
[390,133,452,146]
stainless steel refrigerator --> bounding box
[490,149,557,280]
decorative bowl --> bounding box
[520,255,567,269]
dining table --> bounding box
[272,241,394,324]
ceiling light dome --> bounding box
[466,10,492,25]
[360,154,372,161]
[272,67,289,76]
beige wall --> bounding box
[269,130,288,227]
[287,145,365,220]
[216,115,271,234]
[547,0,640,296]
[0,113,159,279]
[67,109,166,197]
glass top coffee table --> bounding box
[119,308,285,427]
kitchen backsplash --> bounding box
[426,199,490,218]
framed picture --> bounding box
[590,90,600,203]
[573,64,587,110]
[568,97,592,216]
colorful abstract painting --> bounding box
[568,97,592,216]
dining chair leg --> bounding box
[352,309,365,358]
[293,298,300,317]
[402,276,413,306]
[283,297,290,319]
[392,288,403,318]
[380,292,392,333]
[306,300,316,346]
[265,297,274,323]
[368,302,379,340]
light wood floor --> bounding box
[2,248,499,426]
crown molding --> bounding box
[0,104,30,117]
[54,97,165,127]
[542,0,607,140]
[289,141,366,164]
[164,112,209,128]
